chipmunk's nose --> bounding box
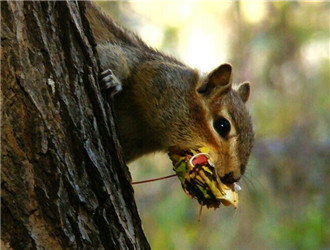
[220,171,241,185]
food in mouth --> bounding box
[168,147,240,209]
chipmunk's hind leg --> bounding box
[99,69,122,98]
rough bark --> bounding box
[1,1,150,249]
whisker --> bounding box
[239,166,266,197]
[245,168,266,191]
[241,176,256,194]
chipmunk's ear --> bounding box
[237,81,250,103]
[197,63,232,96]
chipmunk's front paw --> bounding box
[99,69,122,98]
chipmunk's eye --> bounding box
[213,118,231,138]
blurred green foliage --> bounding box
[98,1,329,249]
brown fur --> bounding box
[85,2,254,183]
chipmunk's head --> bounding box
[186,64,254,184]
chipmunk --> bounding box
[86,3,254,185]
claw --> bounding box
[99,69,122,98]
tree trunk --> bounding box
[1,1,150,249]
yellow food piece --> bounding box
[168,147,239,209]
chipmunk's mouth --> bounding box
[168,147,240,209]
[220,172,241,186]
